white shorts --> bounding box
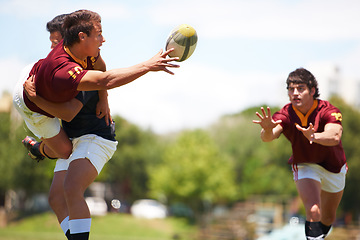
[292,163,347,193]
[54,134,118,174]
[12,64,61,139]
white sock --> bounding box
[60,216,70,234]
[69,218,92,234]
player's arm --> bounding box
[314,123,343,146]
[76,49,179,91]
[296,123,342,146]
[92,53,112,124]
[23,76,82,122]
[253,107,283,142]
[97,90,112,125]
[261,124,283,142]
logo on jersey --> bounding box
[331,112,342,122]
[68,66,83,80]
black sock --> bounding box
[320,222,331,236]
[71,232,89,240]
[65,229,72,240]
[305,221,324,239]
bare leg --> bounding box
[320,190,343,226]
[41,128,73,159]
[296,178,322,222]
[64,158,98,219]
[48,170,72,239]
[48,170,69,223]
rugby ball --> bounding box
[165,24,197,62]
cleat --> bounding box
[22,136,45,162]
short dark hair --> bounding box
[46,14,69,37]
[286,68,320,99]
[63,9,101,47]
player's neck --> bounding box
[66,45,87,62]
[294,100,317,116]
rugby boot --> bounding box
[22,136,45,162]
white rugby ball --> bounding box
[165,24,197,62]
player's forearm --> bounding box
[30,96,82,122]
[104,62,151,89]
[260,128,276,142]
[310,123,343,146]
[78,63,149,91]
[98,90,108,101]
[312,131,342,146]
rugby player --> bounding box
[253,68,347,239]
[16,9,179,240]
[15,13,110,162]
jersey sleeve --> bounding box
[52,62,88,102]
[323,106,343,125]
[273,109,290,128]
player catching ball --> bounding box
[253,68,347,240]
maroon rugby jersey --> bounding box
[24,40,98,117]
[272,99,346,173]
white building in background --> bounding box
[307,63,360,108]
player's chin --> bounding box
[91,49,100,57]
[291,100,301,106]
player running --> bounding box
[253,68,347,240]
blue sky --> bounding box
[1,0,360,133]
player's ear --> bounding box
[310,87,316,97]
[78,32,86,41]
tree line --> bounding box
[1,96,359,223]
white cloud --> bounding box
[2,0,359,134]
[108,62,285,133]
[0,0,52,18]
[0,57,29,95]
[0,0,131,20]
[148,0,360,41]
[337,43,360,77]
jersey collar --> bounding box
[292,99,318,127]
[64,46,87,69]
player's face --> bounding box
[288,83,315,114]
[49,31,62,49]
[84,22,105,57]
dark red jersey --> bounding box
[273,99,346,173]
[24,40,98,117]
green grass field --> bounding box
[0,212,197,240]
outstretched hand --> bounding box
[145,48,180,75]
[296,123,315,144]
[252,106,282,130]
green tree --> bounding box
[210,106,296,201]
[148,129,238,216]
[330,96,360,219]
[100,115,163,202]
[0,112,55,208]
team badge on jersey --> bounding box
[68,66,83,80]
[331,112,342,121]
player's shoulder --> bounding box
[318,99,341,112]
[273,103,292,122]
[318,99,343,122]
[278,103,293,114]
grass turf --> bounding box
[0,212,197,240]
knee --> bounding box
[322,214,336,225]
[307,204,321,221]
[63,180,82,202]
[48,190,63,209]
[58,145,72,159]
